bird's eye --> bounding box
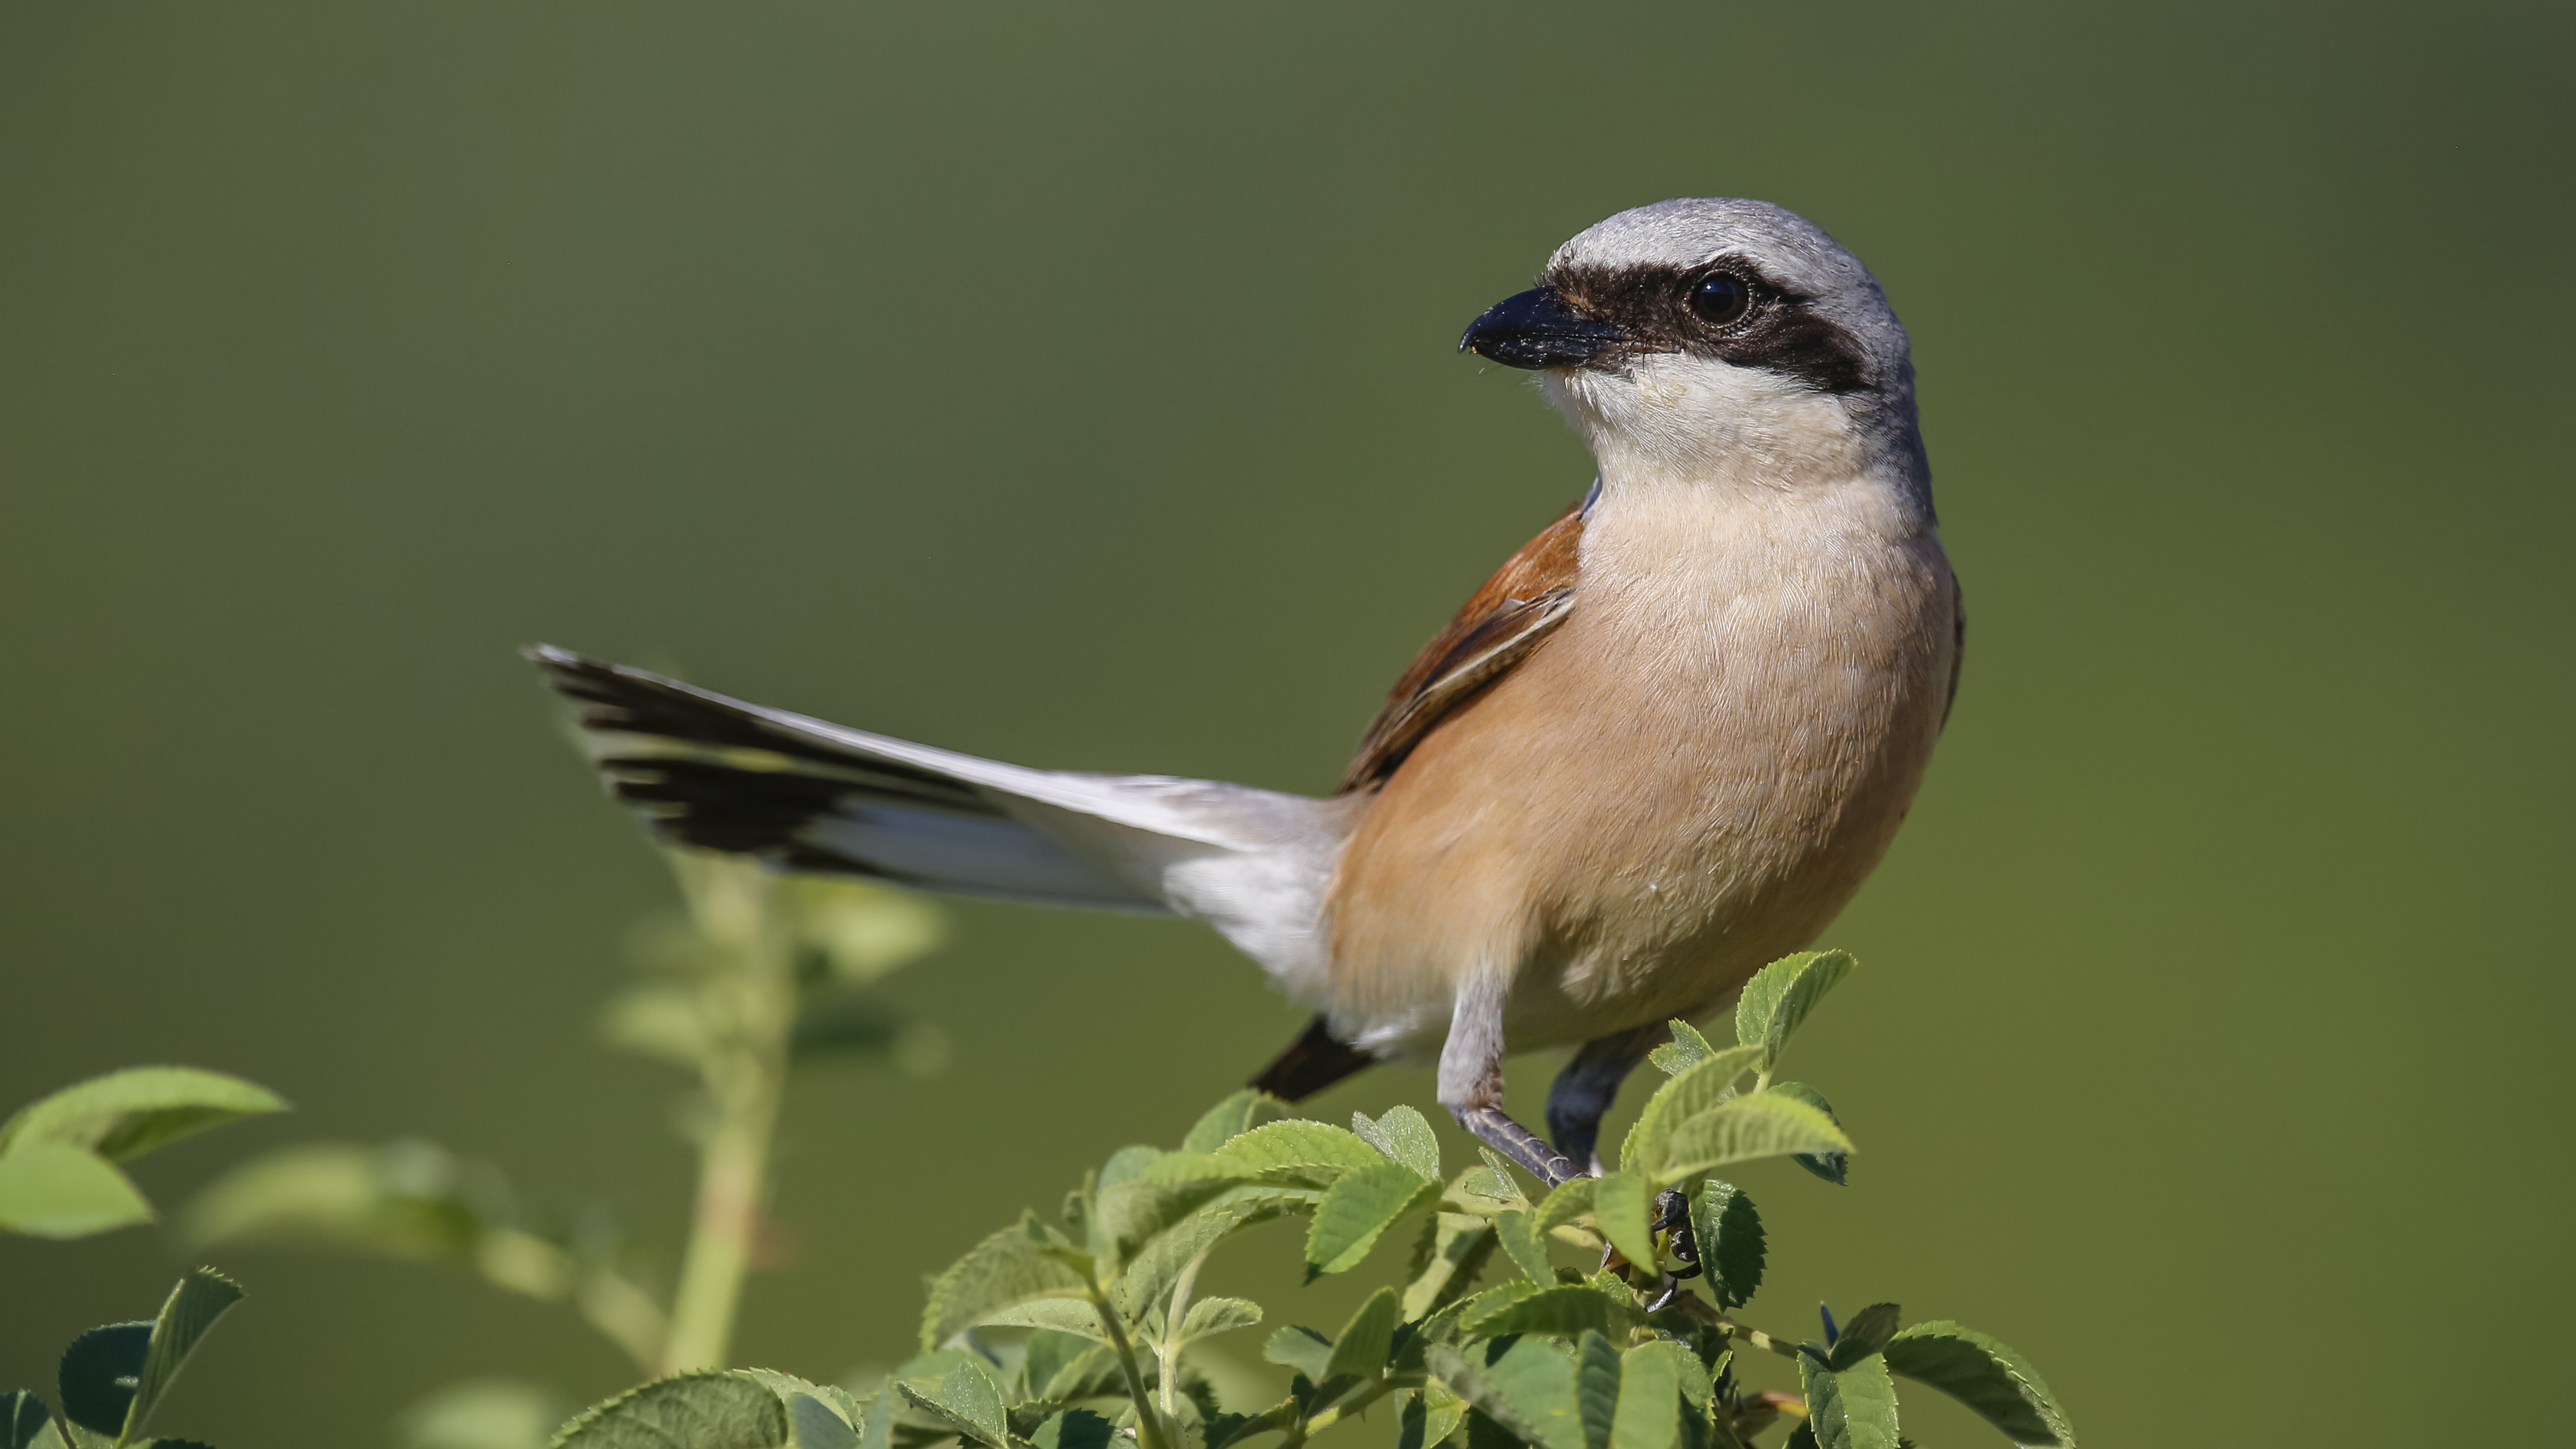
[1686,273,1752,327]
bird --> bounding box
[528,197,1962,1186]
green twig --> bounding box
[1092,1292,1173,1449]
[658,858,798,1375]
[1158,1242,1216,1415]
[1287,1375,1419,1446]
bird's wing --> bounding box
[528,647,1330,916]
[1336,490,1589,794]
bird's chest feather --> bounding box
[1324,478,1955,1046]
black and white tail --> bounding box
[524,647,1340,946]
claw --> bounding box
[1644,1273,1684,1313]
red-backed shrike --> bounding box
[531,198,1960,1184]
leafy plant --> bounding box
[2,1267,246,1449]
[184,851,951,1391]
[537,951,2076,1449]
[0,1069,284,1240]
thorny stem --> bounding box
[659,859,798,1375]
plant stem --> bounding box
[1292,1375,1415,1443]
[658,857,798,1375]
[576,1269,672,1371]
[1159,1243,1215,1415]
[659,1077,782,1372]
[1091,1293,1173,1449]
[1718,1317,1805,1361]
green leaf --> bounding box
[1405,1212,1499,1320]
[1351,1108,1442,1181]
[1619,1046,1766,1177]
[1684,1181,1764,1311]
[1325,1287,1401,1383]
[181,1142,492,1260]
[733,1371,830,1410]
[58,1324,152,1435]
[1762,1085,1849,1185]
[972,1299,1106,1342]
[1534,1178,1599,1237]
[1655,1095,1853,1184]
[790,1395,859,1449]
[1589,1173,1658,1269]
[1179,1297,1263,1340]
[855,1381,894,1449]
[1261,1326,1333,1383]
[1030,1342,1123,1407]
[1027,1409,1115,1449]
[1022,1331,1103,1403]
[1093,1173,1245,1266]
[1400,1386,1466,1449]
[1097,1146,1163,1189]
[1304,1163,1438,1279]
[600,984,714,1071]
[1609,1341,1682,1449]
[1210,1121,1389,1187]
[549,1372,790,1449]
[1116,1188,1318,1317]
[1647,1021,1717,1078]
[786,991,911,1065]
[1458,1281,1539,1328]
[1473,1149,1534,1210]
[897,1358,1014,1449]
[0,1069,286,1164]
[1731,953,1854,1075]
[919,1215,1092,1350]
[1827,1304,1900,1371]
[1572,1333,1619,1449]
[118,1269,243,1445]
[1882,1323,2075,1447]
[1181,1092,1287,1155]
[1427,1338,1583,1449]
[1464,1285,1648,1339]
[1493,1210,1555,1286]
[1797,1353,1897,1449]
[0,1144,153,1239]
[5,1391,64,1449]
[790,876,947,983]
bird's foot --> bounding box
[1454,1104,1582,1186]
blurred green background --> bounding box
[3,2,2569,1444]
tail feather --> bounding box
[1249,1015,1375,1101]
[527,646,1350,987]
[529,647,1174,908]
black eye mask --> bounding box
[1546,259,1872,395]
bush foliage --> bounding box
[6,863,2074,1449]
[545,952,2074,1449]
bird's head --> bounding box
[1460,199,1920,490]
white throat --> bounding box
[1541,355,1896,502]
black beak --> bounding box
[1457,286,1627,370]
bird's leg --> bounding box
[1438,973,1579,1186]
[1544,1022,1667,1177]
